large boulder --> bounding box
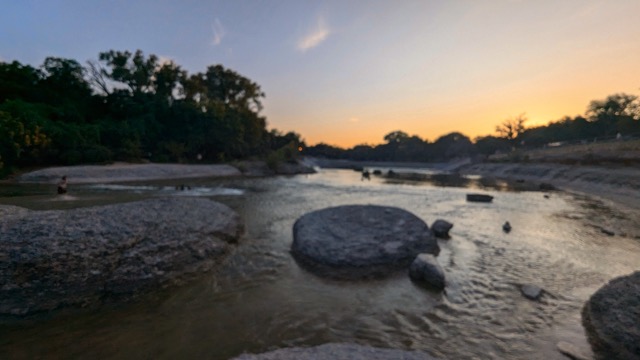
[231,343,439,360]
[291,205,439,279]
[582,271,640,359]
[0,198,242,316]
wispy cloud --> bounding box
[349,117,360,123]
[298,16,330,52]
[212,18,225,46]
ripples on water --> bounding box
[1,169,639,359]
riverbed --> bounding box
[1,168,639,359]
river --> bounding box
[1,168,639,359]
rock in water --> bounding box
[291,205,439,279]
[231,343,439,360]
[582,271,640,360]
[466,193,493,202]
[556,341,591,360]
[520,284,543,300]
[409,254,445,289]
[0,198,242,316]
[431,219,453,239]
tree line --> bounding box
[0,50,304,176]
[305,93,640,162]
[2,49,638,175]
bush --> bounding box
[83,145,112,163]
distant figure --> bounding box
[57,176,68,195]
[502,221,512,233]
[616,132,622,141]
[361,169,371,181]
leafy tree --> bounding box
[432,132,474,160]
[383,130,409,144]
[0,61,42,103]
[586,93,640,136]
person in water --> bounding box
[57,176,68,194]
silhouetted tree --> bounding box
[496,113,527,143]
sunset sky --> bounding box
[2,0,640,148]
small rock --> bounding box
[521,284,543,300]
[409,254,445,290]
[600,228,615,236]
[503,221,512,233]
[431,219,453,239]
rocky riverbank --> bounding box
[457,162,640,211]
[0,197,242,317]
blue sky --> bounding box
[2,0,640,147]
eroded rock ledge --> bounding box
[0,197,242,316]
[291,205,439,279]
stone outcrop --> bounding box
[291,205,439,279]
[231,343,439,360]
[408,254,445,289]
[582,271,640,360]
[431,219,453,239]
[0,198,242,316]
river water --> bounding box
[1,168,639,359]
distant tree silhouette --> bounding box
[496,113,527,143]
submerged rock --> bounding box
[291,205,439,279]
[466,193,493,202]
[582,271,640,360]
[431,219,453,239]
[231,343,439,360]
[520,284,543,300]
[0,198,242,316]
[556,341,591,360]
[409,254,445,290]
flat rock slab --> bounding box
[292,205,439,279]
[232,343,439,360]
[582,271,640,359]
[0,198,242,317]
[17,163,241,184]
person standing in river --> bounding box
[57,176,68,194]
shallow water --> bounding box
[1,169,639,359]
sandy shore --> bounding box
[16,163,242,184]
[457,162,640,211]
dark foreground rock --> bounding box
[409,254,445,289]
[231,343,439,360]
[0,198,242,317]
[292,205,439,279]
[582,271,640,360]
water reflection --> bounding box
[381,171,547,192]
[1,169,639,359]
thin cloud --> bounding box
[298,16,330,52]
[349,117,360,123]
[212,18,225,46]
